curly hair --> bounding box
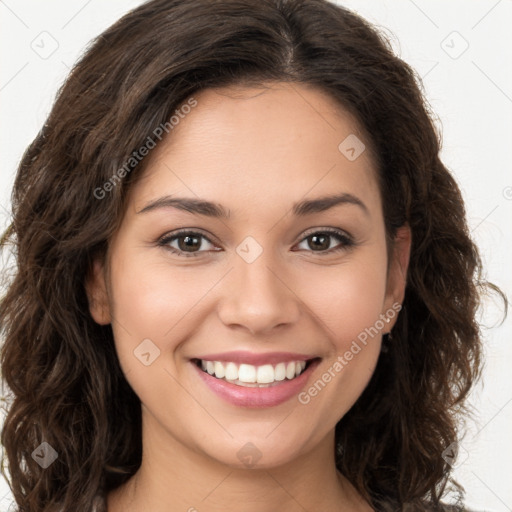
[0,0,506,511]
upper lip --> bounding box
[192,351,319,366]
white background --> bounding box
[1,1,511,511]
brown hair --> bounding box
[0,0,506,511]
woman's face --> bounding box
[88,82,410,470]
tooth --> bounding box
[274,362,286,381]
[214,361,225,379]
[256,364,275,384]
[201,359,309,383]
[225,362,238,381]
[285,362,296,380]
[238,364,257,383]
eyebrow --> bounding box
[136,192,369,218]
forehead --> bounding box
[130,82,380,217]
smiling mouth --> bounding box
[192,357,320,387]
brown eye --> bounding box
[296,229,354,254]
[158,230,218,257]
[176,234,202,252]
[307,233,331,251]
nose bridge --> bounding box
[217,241,300,334]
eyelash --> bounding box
[157,227,355,258]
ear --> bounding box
[85,255,112,325]
[383,224,411,331]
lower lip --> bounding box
[192,359,320,408]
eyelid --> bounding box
[157,228,220,251]
[298,226,352,241]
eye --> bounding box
[157,227,355,258]
[295,228,354,254]
[158,229,219,257]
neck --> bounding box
[107,409,372,512]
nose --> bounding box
[217,252,301,336]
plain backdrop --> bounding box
[1,1,511,511]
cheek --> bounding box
[106,243,238,389]
[105,239,388,449]
[110,243,389,350]
[293,256,387,424]
[298,253,388,349]
[109,254,208,338]
[106,253,216,410]
[108,238,388,383]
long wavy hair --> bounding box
[0,0,506,511]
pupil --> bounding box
[310,234,329,251]
[180,235,200,251]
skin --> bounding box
[86,82,411,512]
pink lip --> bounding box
[192,358,321,408]
[192,350,315,366]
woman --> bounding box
[0,0,506,511]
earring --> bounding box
[384,316,392,339]
[381,333,390,353]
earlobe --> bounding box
[85,257,112,325]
